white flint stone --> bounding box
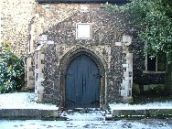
[115,42,122,46]
[47,40,54,44]
[122,64,129,68]
[39,35,47,41]
[122,34,132,45]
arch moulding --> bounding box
[59,46,107,109]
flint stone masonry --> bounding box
[1,1,82,89]
[130,35,166,86]
[1,0,35,55]
[34,7,133,107]
[1,1,165,107]
[27,4,82,89]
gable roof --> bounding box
[37,0,129,4]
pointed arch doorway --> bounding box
[60,48,106,109]
[65,54,100,108]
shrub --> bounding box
[0,43,25,93]
[132,83,140,97]
[143,84,165,97]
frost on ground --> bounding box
[110,101,172,111]
[0,92,58,110]
[0,92,172,110]
[0,92,172,129]
[0,119,172,129]
[61,109,105,121]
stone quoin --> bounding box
[0,0,166,109]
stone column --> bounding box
[35,45,45,102]
[120,34,133,103]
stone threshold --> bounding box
[0,109,65,120]
[106,109,172,120]
[1,108,172,120]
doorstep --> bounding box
[107,109,172,120]
[0,109,65,120]
[1,108,172,120]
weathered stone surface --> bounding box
[0,109,60,120]
[130,36,165,86]
[1,1,165,107]
[1,0,35,55]
[36,7,132,107]
[112,109,172,119]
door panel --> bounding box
[65,54,100,108]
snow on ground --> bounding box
[0,92,58,110]
[61,109,105,121]
[110,101,172,110]
[0,119,172,129]
[0,92,172,110]
[0,92,172,129]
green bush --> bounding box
[132,83,140,97]
[0,43,25,93]
[143,84,165,97]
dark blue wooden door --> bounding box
[65,54,100,108]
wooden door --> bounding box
[65,54,100,108]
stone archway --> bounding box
[59,47,106,108]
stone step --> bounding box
[0,109,62,120]
[108,109,172,120]
[60,108,106,121]
[1,108,172,120]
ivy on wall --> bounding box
[106,0,172,94]
[106,0,172,55]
